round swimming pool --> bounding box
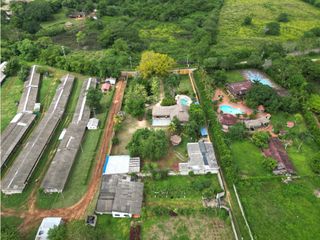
[219,105,243,115]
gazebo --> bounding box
[170,135,182,146]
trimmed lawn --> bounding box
[0,76,24,132]
[36,90,114,209]
[231,141,271,178]
[226,71,244,83]
[237,177,320,240]
[217,0,320,54]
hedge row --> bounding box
[194,71,238,183]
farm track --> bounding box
[1,80,127,234]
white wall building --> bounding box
[35,217,63,240]
[87,118,99,130]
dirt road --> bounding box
[2,80,127,233]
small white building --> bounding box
[103,155,140,175]
[105,77,116,85]
[87,118,99,130]
[35,217,63,240]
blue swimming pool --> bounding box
[220,105,243,115]
[180,98,189,106]
[245,70,274,87]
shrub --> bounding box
[262,157,277,172]
[310,152,320,174]
[112,137,119,145]
[277,13,289,22]
[251,132,270,149]
[243,16,252,25]
[265,22,280,35]
[161,97,176,106]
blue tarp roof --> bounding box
[102,155,109,175]
[200,127,208,136]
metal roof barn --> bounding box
[41,78,96,193]
[1,74,74,195]
[0,65,40,169]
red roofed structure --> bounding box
[219,114,238,126]
[101,82,111,92]
[263,137,295,175]
[227,81,252,97]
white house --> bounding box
[35,217,63,240]
[105,77,116,85]
[87,118,99,130]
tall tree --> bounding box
[137,51,175,79]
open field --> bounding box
[178,75,195,96]
[142,212,233,240]
[36,90,114,209]
[141,175,232,239]
[231,141,271,178]
[217,0,320,54]
[0,76,24,132]
[237,177,320,239]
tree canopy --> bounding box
[127,128,169,161]
[137,51,175,79]
[124,83,147,118]
[86,87,103,110]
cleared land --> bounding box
[141,175,232,239]
[217,0,320,54]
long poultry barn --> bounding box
[1,74,74,195]
[41,77,96,193]
[0,65,40,169]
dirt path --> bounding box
[1,80,127,233]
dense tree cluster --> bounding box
[127,128,169,161]
[124,82,148,118]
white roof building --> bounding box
[105,77,116,85]
[0,61,7,84]
[103,155,140,175]
[179,141,219,175]
[35,217,63,240]
[87,118,99,130]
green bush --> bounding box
[262,157,277,172]
[265,22,280,35]
[310,152,320,174]
[161,97,176,106]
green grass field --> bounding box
[237,177,320,240]
[0,76,24,132]
[217,0,320,54]
[226,71,244,83]
[178,75,194,96]
[231,141,271,178]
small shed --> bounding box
[105,77,116,85]
[35,217,63,240]
[34,103,41,112]
[87,118,99,130]
[101,82,111,92]
[170,135,182,146]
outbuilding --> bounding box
[105,77,116,85]
[87,118,99,130]
[35,217,63,240]
[101,82,111,92]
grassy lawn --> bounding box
[226,71,244,83]
[231,141,271,178]
[36,90,114,209]
[0,76,24,132]
[217,0,320,55]
[237,177,320,240]
[178,75,194,96]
